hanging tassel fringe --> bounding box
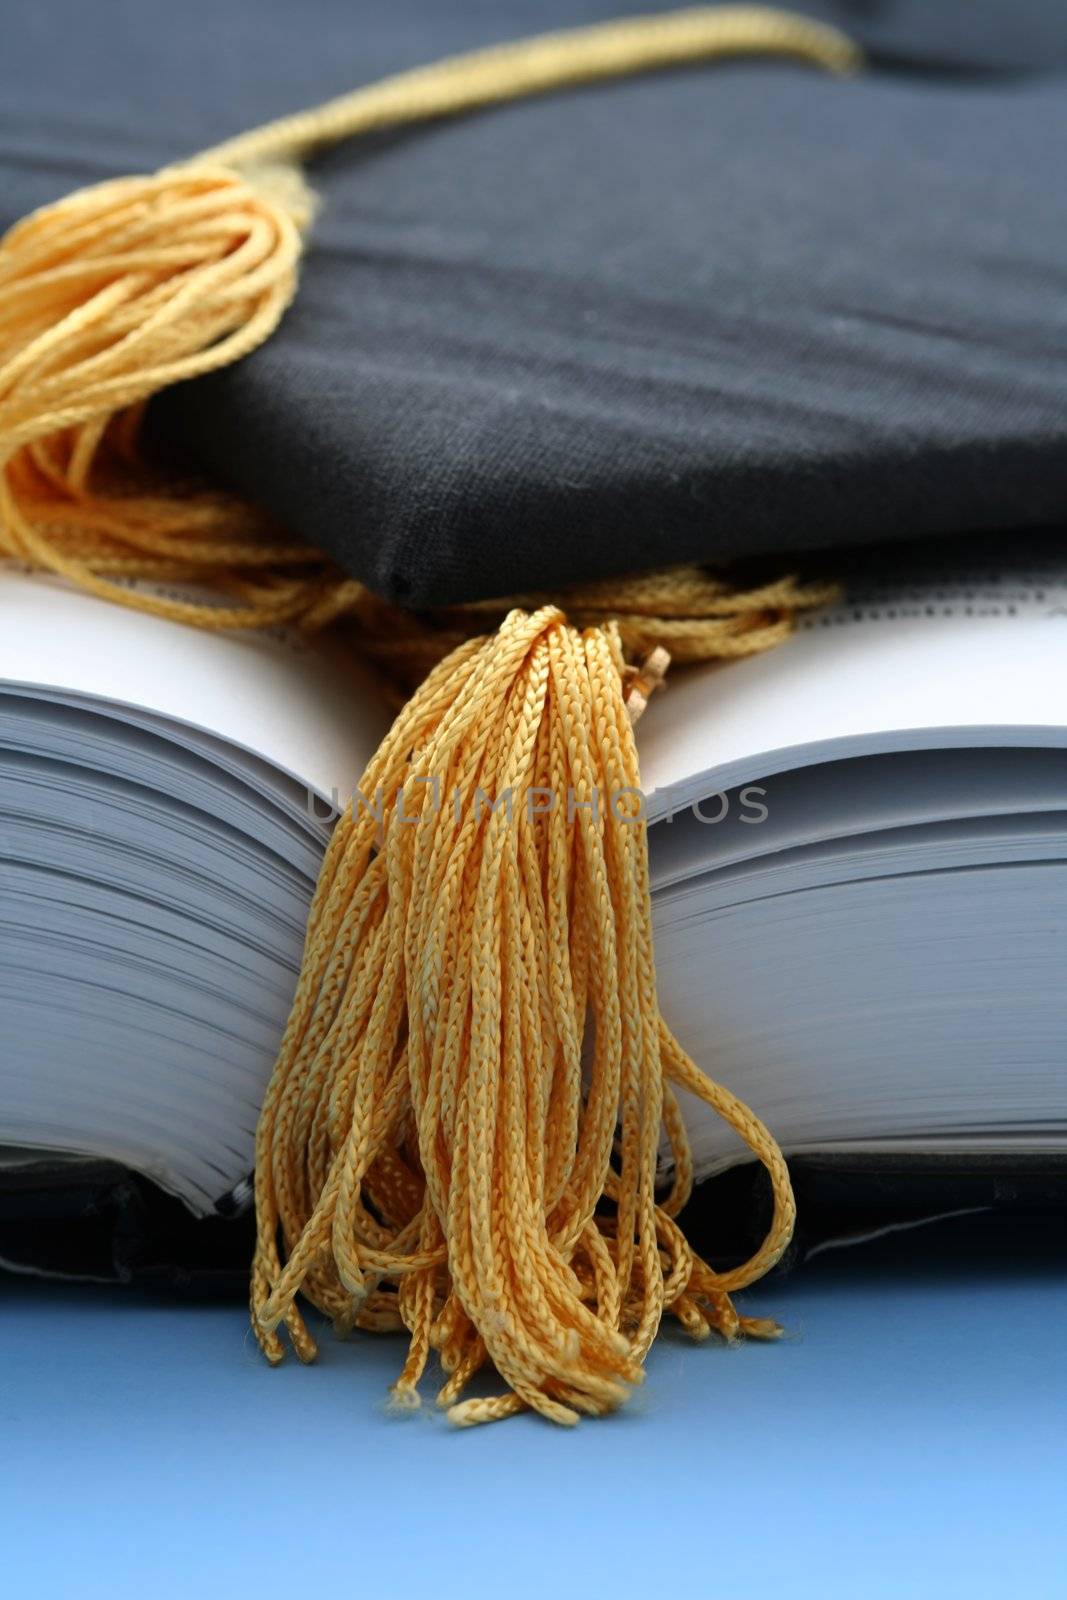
[251,607,795,1424]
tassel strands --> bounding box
[252,609,795,1424]
[0,168,314,627]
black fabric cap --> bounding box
[3,2,1066,605]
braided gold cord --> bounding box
[252,609,796,1424]
[343,565,838,698]
[199,5,858,169]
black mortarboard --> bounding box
[4,0,1065,606]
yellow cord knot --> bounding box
[0,164,304,597]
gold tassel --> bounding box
[0,6,859,1424]
[251,607,796,1424]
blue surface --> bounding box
[3,1221,1065,1598]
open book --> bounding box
[2,555,1066,1215]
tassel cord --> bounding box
[251,609,799,1423]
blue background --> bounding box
[3,1217,1064,1598]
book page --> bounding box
[0,568,390,802]
[648,746,1067,891]
[638,561,1067,819]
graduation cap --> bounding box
[1,3,1063,1425]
